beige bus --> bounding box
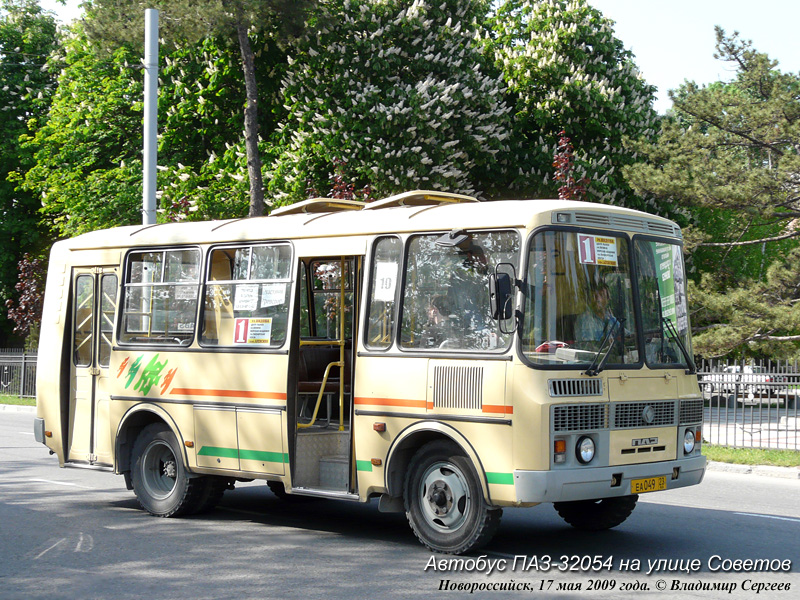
[33,191,706,554]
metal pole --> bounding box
[142,9,159,225]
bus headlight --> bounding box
[576,436,595,464]
[683,429,696,454]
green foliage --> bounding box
[19,30,144,236]
[486,0,659,206]
[625,28,800,358]
[0,0,59,341]
[269,0,512,204]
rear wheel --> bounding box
[130,423,203,517]
[404,440,501,554]
[554,495,638,531]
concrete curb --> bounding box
[0,404,36,414]
[706,460,800,480]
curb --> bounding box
[0,404,36,414]
[706,460,800,480]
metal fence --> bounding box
[0,351,37,398]
[697,359,799,451]
[1,350,797,450]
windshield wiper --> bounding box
[661,317,696,374]
[584,317,624,377]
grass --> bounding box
[0,394,35,406]
[703,445,800,468]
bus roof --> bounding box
[56,197,681,251]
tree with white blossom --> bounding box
[269,0,512,204]
[486,0,658,207]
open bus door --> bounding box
[68,267,119,466]
[288,255,361,496]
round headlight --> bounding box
[683,429,696,454]
[576,436,595,464]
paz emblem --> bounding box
[641,405,655,425]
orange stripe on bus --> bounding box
[354,397,427,409]
[482,404,514,415]
[171,388,287,400]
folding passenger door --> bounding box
[68,267,119,465]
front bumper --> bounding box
[513,455,706,503]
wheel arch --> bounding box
[115,403,189,476]
[384,421,492,504]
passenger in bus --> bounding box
[422,295,456,348]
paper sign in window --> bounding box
[260,283,285,308]
[234,284,259,311]
[233,318,272,344]
[578,235,618,267]
[373,262,398,302]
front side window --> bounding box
[400,230,519,351]
[120,249,200,345]
[201,244,292,347]
[635,239,692,367]
[521,230,638,367]
[365,236,402,350]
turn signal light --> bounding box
[44,430,52,438]
[371,458,382,466]
[554,439,566,464]
[695,429,702,443]
[373,422,386,432]
[184,440,194,448]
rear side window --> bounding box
[120,249,201,346]
[201,244,292,348]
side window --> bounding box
[400,231,519,351]
[201,244,292,347]
[120,249,200,345]
[309,258,354,340]
[98,274,118,367]
[73,275,94,366]
[365,236,402,350]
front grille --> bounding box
[680,399,704,424]
[553,403,608,432]
[613,401,676,428]
[549,378,603,397]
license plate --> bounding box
[631,475,667,494]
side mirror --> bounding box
[489,270,514,321]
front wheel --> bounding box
[130,423,204,517]
[554,495,638,531]
[404,441,501,554]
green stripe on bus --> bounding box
[356,460,373,472]
[198,446,239,459]
[486,472,514,485]
[239,449,289,463]
[198,447,288,463]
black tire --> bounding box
[130,423,204,517]
[193,476,232,514]
[404,440,501,554]
[554,495,638,531]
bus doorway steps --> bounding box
[294,430,350,491]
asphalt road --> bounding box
[2,411,799,600]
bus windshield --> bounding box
[635,238,692,368]
[521,230,691,370]
[521,229,638,367]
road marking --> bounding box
[18,432,34,435]
[28,478,93,489]
[735,512,800,523]
[34,538,66,560]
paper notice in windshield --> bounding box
[578,235,618,266]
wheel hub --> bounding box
[162,460,177,479]
[420,462,471,532]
